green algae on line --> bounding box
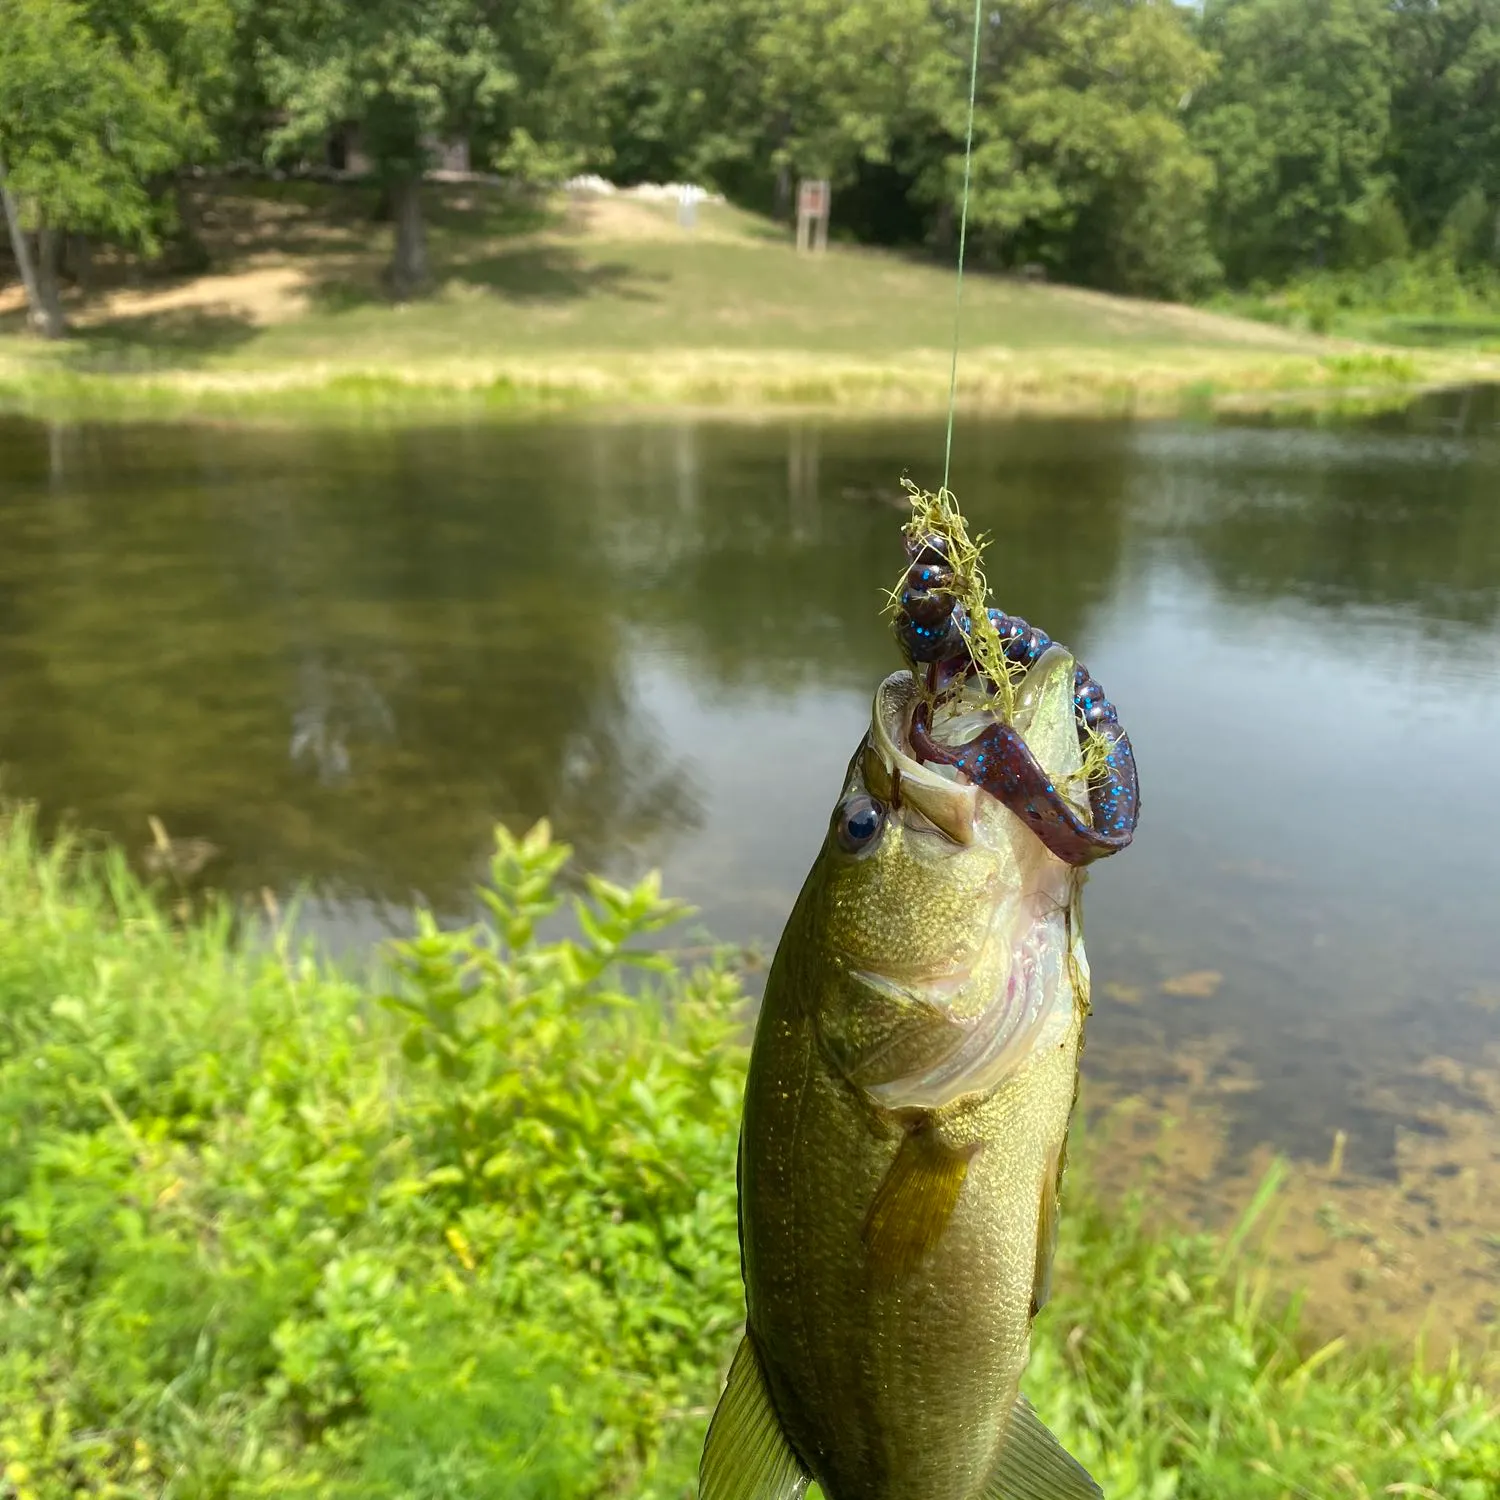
[889,479,1027,720]
[889,481,1115,787]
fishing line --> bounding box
[941,0,986,497]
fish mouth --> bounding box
[864,647,1092,850]
[828,666,1085,1110]
[862,672,983,845]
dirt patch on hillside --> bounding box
[1,263,326,331]
[561,195,754,246]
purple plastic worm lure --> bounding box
[895,536,1140,867]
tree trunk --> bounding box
[66,232,93,293]
[933,199,955,255]
[0,155,60,337]
[34,223,68,337]
[170,179,212,273]
[774,164,793,223]
[386,174,428,298]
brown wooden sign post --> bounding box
[796,179,831,254]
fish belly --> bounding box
[741,991,1081,1500]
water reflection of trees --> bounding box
[9,402,1490,924]
[1145,398,1500,635]
[0,413,1141,912]
[586,417,1138,695]
[0,420,696,911]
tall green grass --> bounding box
[0,804,1494,1499]
[0,344,1487,428]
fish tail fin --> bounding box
[700,1334,809,1500]
[986,1394,1102,1500]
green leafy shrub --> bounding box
[0,807,746,1499]
[1210,252,1500,339]
[0,802,1495,1498]
[1342,193,1411,272]
[1438,188,1496,272]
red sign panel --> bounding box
[798,180,830,217]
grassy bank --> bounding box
[2,181,1495,424]
[0,803,1496,1499]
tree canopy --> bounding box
[251,0,608,293]
[0,0,229,333]
[2,0,1498,332]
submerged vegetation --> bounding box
[0,803,1496,1498]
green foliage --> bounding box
[945,0,1220,298]
[1191,0,1395,282]
[750,0,939,187]
[604,0,937,197]
[597,0,1500,302]
[1438,186,1497,271]
[602,0,771,189]
[1,0,1498,315]
[1387,0,1500,246]
[249,0,607,186]
[1342,190,1411,271]
[252,0,514,181]
[604,0,1219,297]
[0,0,228,246]
[0,805,746,1498]
[243,0,608,292]
[1214,254,1500,339]
[1037,1163,1500,1497]
[0,804,1497,1495]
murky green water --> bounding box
[2,393,1498,1184]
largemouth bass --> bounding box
[701,592,1119,1499]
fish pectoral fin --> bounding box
[986,1394,1102,1500]
[700,1334,809,1500]
[862,1125,974,1287]
[1031,1141,1065,1319]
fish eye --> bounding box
[833,794,886,856]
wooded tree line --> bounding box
[2,0,1498,335]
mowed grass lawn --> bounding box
[1,178,1495,420]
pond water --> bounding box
[2,392,1499,1341]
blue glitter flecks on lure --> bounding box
[894,535,1140,865]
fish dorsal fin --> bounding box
[862,1124,974,1287]
[700,1335,809,1500]
[987,1395,1102,1500]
